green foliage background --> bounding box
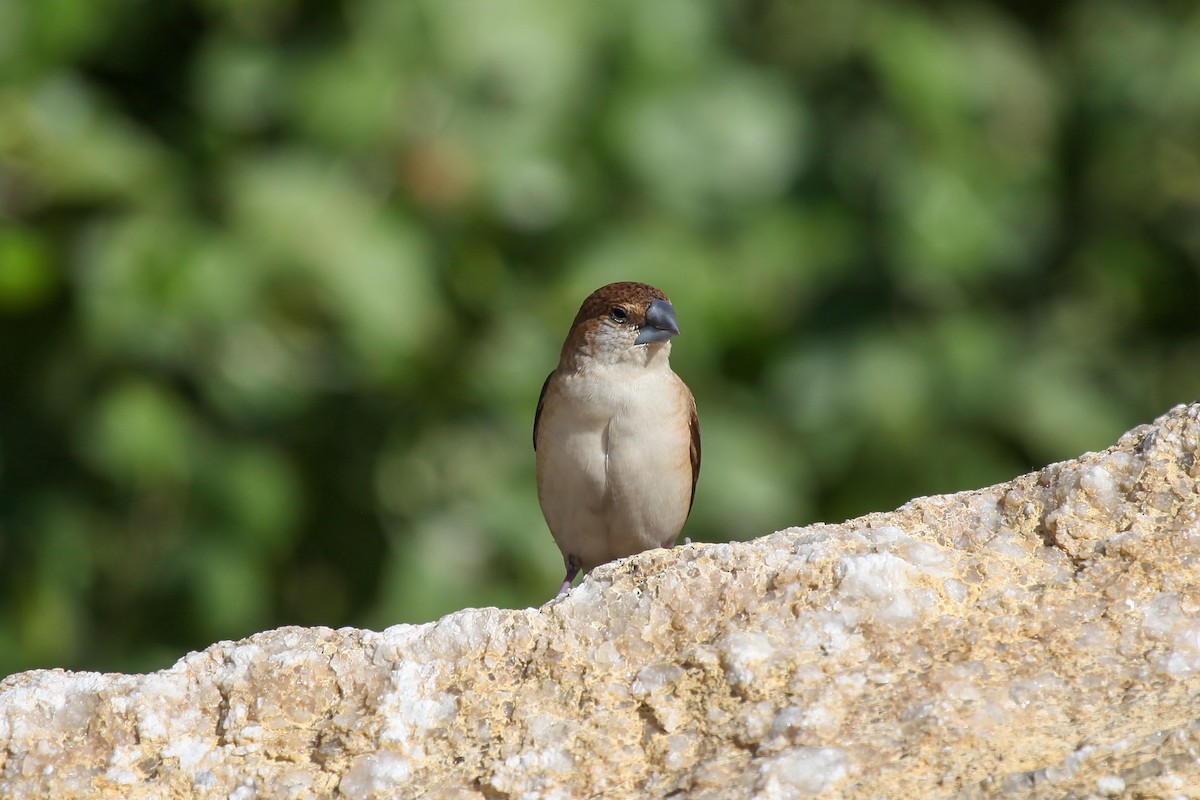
[2,0,1198,675]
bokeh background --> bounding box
[2,0,1199,676]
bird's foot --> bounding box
[555,559,581,597]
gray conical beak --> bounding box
[635,299,680,345]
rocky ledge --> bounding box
[4,404,1200,799]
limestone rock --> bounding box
[4,403,1200,799]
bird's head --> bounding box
[560,281,681,368]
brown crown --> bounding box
[569,281,669,329]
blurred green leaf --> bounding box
[86,380,196,485]
[611,66,806,217]
[225,152,439,376]
[0,228,57,310]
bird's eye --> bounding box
[609,306,628,323]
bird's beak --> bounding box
[635,299,681,345]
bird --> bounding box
[534,281,700,596]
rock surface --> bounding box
[5,404,1200,799]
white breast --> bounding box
[536,359,693,574]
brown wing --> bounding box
[533,372,553,451]
[686,394,701,517]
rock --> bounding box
[4,404,1200,799]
